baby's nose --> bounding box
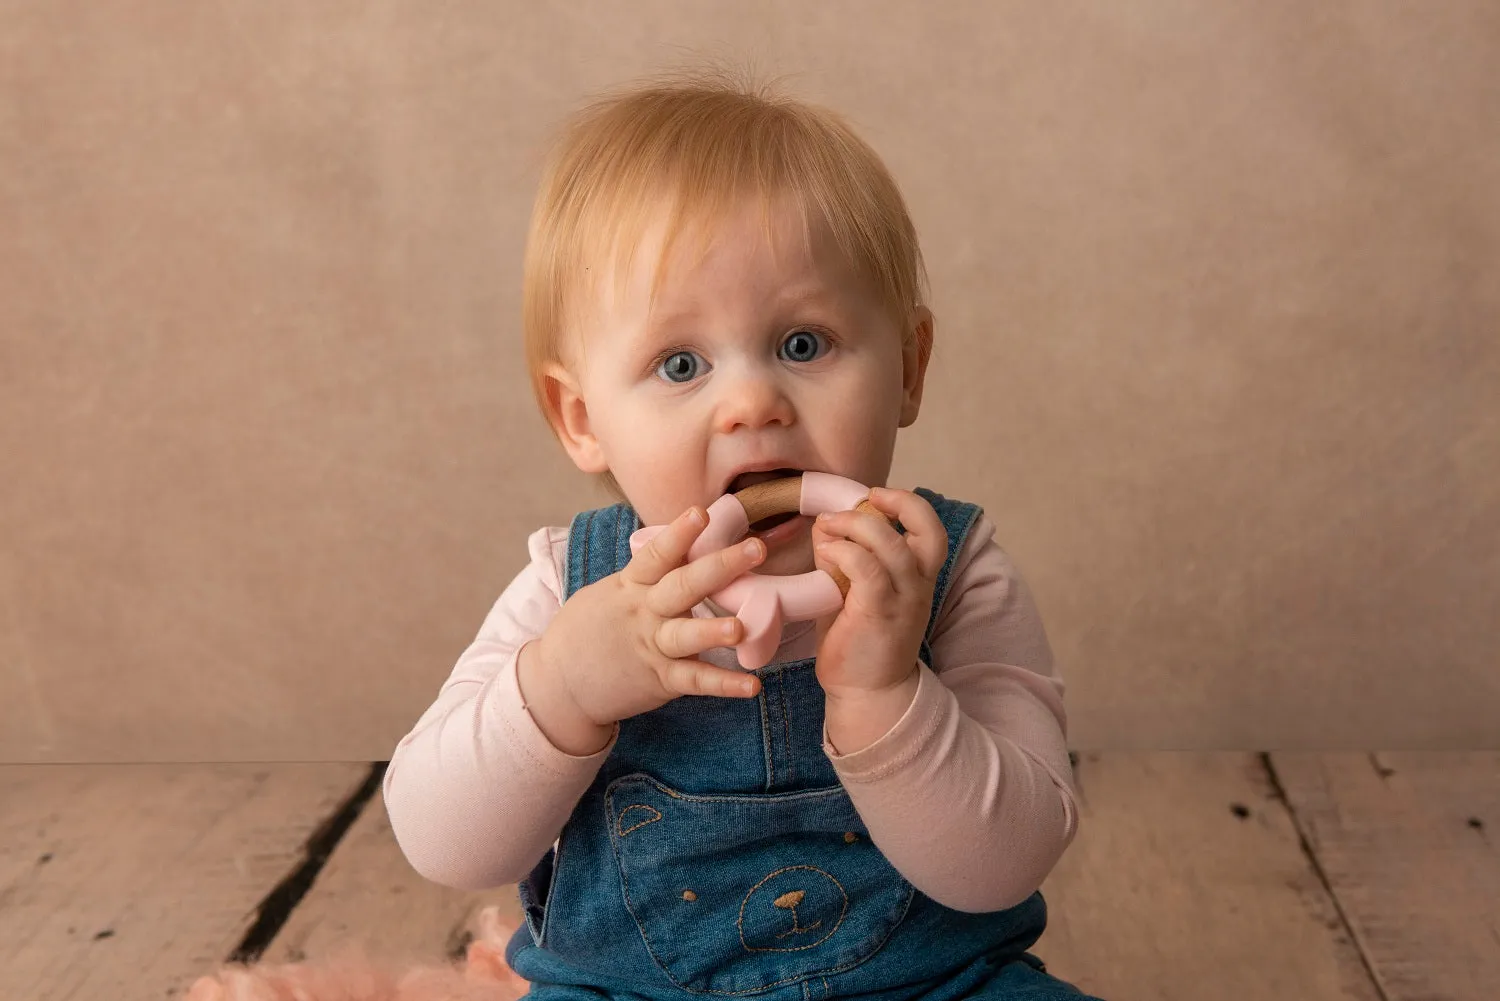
[715,372,795,432]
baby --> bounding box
[384,73,1101,1001]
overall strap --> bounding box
[563,502,640,601]
[913,487,984,668]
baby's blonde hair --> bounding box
[523,68,930,502]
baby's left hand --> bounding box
[811,487,947,701]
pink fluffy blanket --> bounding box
[186,906,531,1001]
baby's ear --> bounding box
[541,361,608,474]
[899,306,934,428]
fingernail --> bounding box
[744,539,764,559]
[816,511,831,521]
[688,507,706,526]
[723,621,738,638]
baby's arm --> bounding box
[382,527,615,891]
[824,514,1077,913]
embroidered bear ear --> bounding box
[616,803,663,837]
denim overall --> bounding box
[507,488,1102,1001]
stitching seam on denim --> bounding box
[617,804,664,837]
[778,670,793,786]
[759,681,776,791]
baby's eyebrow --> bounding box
[635,283,844,346]
[634,311,704,352]
[642,305,703,332]
[776,282,833,306]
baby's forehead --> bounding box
[602,197,855,296]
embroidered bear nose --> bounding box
[773,890,806,909]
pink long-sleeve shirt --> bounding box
[384,511,1078,914]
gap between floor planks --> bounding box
[0,763,371,1001]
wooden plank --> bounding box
[0,763,369,1001]
[1270,752,1500,1001]
[262,785,521,965]
[1037,753,1382,1001]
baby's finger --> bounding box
[815,538,896,604]
[655,615,743,660]
[649,536,765,617]
[657,659,761,699]
[816,508,920,588]
[622,506,708,585]
[865,488,948,582]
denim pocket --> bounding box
[605,775,914,995]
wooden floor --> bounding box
[2,753,1495,1000]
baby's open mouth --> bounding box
[749,511,799,534]
[725,468,804,535]
[727,467,801,493]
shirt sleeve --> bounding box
[382,526,617,891]
[823,512,1079,913]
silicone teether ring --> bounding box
[627,472,895,670]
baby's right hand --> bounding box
[517,505,766,755]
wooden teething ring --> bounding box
[731,475,894,598]
[627,471,897,669]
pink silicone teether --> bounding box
[627,472,892,670]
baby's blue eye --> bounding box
[655,332,826,384]
[657,351,702,384]
[781,330,826,363]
